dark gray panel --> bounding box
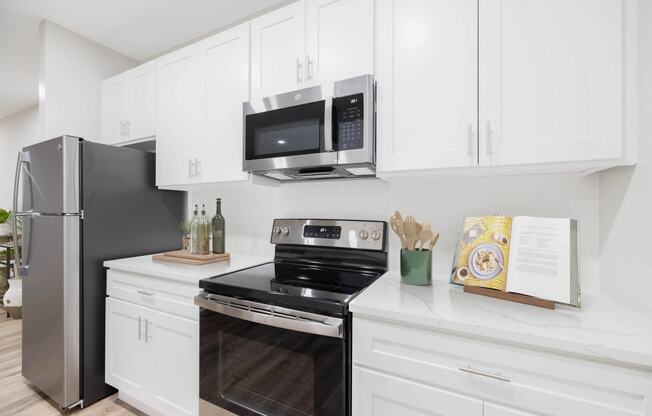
[80,140,184,405]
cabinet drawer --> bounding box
[353,366,483,416]
[107,269,199,321]
[354,317,652,416]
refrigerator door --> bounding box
[21,214,81,408]
[21,136,80,215]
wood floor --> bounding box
[0,311,146,416]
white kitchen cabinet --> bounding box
[148,308,199,416]
[201,23,251,183]
[353,316,652,416]
[251,0,374,100]
[376,0,630,175]
[353,367,483,416]
[156,44,205,186]
[251,1,307,99]
[305,0,374,86]
[478,0,624,166]
[106,294,199,416]
[376,0,479,172]
[101,61,156,145]
[105,297,149,397]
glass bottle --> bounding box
[198,204,210,255]
[190,204,200,254]
[211,198,225,254]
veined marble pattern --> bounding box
[350,272,652,370]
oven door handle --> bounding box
[194,294,344,339]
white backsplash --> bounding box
[191,173,599,291]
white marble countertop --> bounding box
[103,253,271,284]
[350,271,652,370]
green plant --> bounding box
[0,209,9,224]
[179,219,192,235]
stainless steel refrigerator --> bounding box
[11,136,184,409]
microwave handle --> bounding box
[324,98,334,152]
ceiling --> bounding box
[0,0,288,119]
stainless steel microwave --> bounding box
[243,75,376,181]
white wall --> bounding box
[191,173,600,290]
[0,105,39,210]
[38,20,137,142]
[598,0,652,317]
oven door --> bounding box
[195,293,346,416]
[243,84,337,173]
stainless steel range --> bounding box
[195,219,388,416]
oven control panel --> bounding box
[271,219,386,251]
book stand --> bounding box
[463,285,555,310]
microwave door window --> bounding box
[246,101,325,160]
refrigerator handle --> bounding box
[12,151,31,278]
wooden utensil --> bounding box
[390,211,407,249]
[428,232,440,251]
[417,222,434,251]
[403,216,421,251]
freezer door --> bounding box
[20,136,80,214]
[21,214,81,408]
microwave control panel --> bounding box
[333,93,364,151]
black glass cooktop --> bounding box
[199,261,383,316]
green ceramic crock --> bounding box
[400,248,432,286]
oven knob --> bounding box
[273,226,282,235]
[281,226,290,236]
[370,230,381,241]
[358,230,369,240]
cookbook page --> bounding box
[451,216,512,291]
[506,216,571,303]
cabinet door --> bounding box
[201,23,250,184]
[101,75,129,144]
[305,0,374,86]
[128,61,156,141]
[156,44,205,186]
[479,0,623,166]
[251,1,306,99]
[484,403,539,416]
[376,0,478,173]
[105,298,149,396]
[147,309,199,416]
[353,367,483,416]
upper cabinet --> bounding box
[376,0,479,172]
[101,61,156,145]
[156,22,251,188]
[377,0,631,175]
[478,0,624,166]
[251,0,374,100]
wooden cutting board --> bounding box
[153,250,230,265]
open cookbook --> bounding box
[451,216,580,307]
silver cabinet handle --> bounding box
[195,157,201,176]
[459,366,511,383]
[137,289,155,297]
[307,55,314,81]
[467,123,475,159]
[195,293,343,338]
[138,316,143,340]
[485,121,492,156]
[296,58,303,84]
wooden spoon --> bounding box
[428,232,440,251]
[403,216,421,251]
[417,222,434,251]
[389,212,406,249]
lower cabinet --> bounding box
[353,316,652,416]
[353,367,483,416]
[106,297,199,416]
